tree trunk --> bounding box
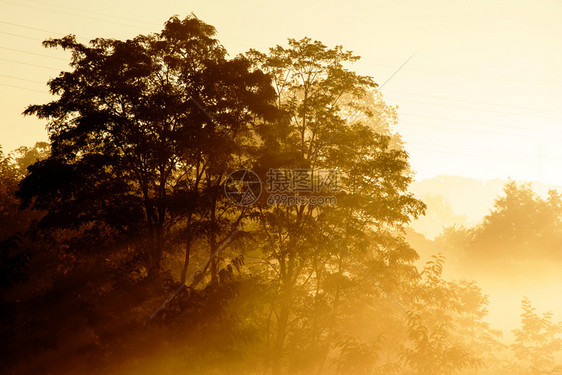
[272,294,290,375]
[149,225,163,279]
[180,215,193,283]
[209,196,219,284]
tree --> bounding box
[12,142,50,178]
[403,256,487,375]
[0,147,22,239]
[247,38,425,374]
[458,181,562,277]
[19,14,276,278]
[512,298,562,374]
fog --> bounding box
[2,6,562,375]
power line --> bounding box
[0,46,68,61]
[1,92,558,166]
[399,112,562,136]
[0,74,45,84]
[1,13,561,166]
[0,57,60,70]
[0,82,46,93]
[3,12,562,93]
[363,58,562,89]
[3,71,562,140]
[0,31,43,41]
[407,145,537,164]
[3,76,561,142]
[0,20,64,35]
[4,1,562,90]
[2,71,562,141]
[2,34,562,122]
[25,0,160,28]
[1,62,559,124]
[395,98,562,121]
[4,6,562,91]
[1,0,156,31]
[399,116,562,138]
[407,140,538,160]
[385,89,562,116]
[418,64,562,88]
[406,141,562,168]
[401,121,558,141]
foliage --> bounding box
[19,14,276,278]
[512,298,562,374]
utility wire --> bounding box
[0,74,45,84]
[0,57,60,70]
[25,0,160,28]
[399,112,562,135]
[0,82,45,93]
[0,1,151,31]
[0,31,43,41]
[0,20,64,35]
[395,98,562,121]
[386,89,562,116]
[401,121,560,141]
[0,46,67,61]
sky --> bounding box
[1,0,562,185]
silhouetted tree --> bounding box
[19,14,275,278]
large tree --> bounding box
[246,38,425,374]
[19,15,276,278]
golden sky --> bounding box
[2,0,562,184]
